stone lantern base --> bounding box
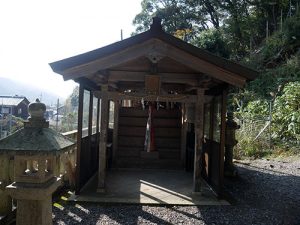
[6,177,61,225]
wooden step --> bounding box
[155,128,181,138]
[119,117,147,127]
[114,158,183,170]
[155,137,180,148]
[120,108,148,117]
[117,147,142,157]
[153,118,181,128]
[118,127,146,137]
[118,136,145,148]
[153,110,181,118]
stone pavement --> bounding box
[69,170,228,205]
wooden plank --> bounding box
[118,136,145,148]
[118,127,146,137]
[88,91,93,136]
[117,147,142,157]
[108,71,199,86]
[153,109,181,118]
[155,137,181,148]
[181,104,187,169]
[112,100,119,160]
[193,88,205,192]
[63,39,163,80]
[153,118,180,128]
[119,117,148,127]
[155,127,181,138]
[159,151,181,159]
[95,91,198,103]
[218,88,227,196]
[97,85,109,192]
[96,98,100,133]
[75,84,84,194]
[119,107,148,117]
[160,41,246,87]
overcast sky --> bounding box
[0,0,142,98]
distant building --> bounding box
[0,95,30,119]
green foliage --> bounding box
[132,1,300,157]
[193,28,230,58]
[273,82,300,141]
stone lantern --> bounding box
[0,99,74,225]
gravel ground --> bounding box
[53,157,300,225]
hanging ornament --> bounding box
[141,97,145,110]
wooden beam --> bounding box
[193,88,205,192]
[218,88,228,196]
[94,91,198,103]
[160,42,246,87]
[112,100,119,165]
[96,98,100,133]
[97,85,109,192]
[75,84,84,194]
[108,71,199,86]
[88,91,93,136]
[75,77,100,91]
[180,103,187,168]
[62,39,164,81]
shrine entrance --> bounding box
[50,17,257,199]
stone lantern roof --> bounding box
[0,99,75,155]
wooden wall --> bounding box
[114,107,183,169]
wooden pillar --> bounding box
[180,103,187,169]
[75,84,84,194]
[112,100,119,164]
[96,98,100,133]
[88,91,93,137]
[193,88,205,192]
[218,88,228,194]
[97,85,109,192]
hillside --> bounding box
[0,77,64,106]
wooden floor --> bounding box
[69,170,229,205]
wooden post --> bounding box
[75,84,84,194]
[97,85,109,192]
[193,88,205,192]
[96,98,100,133]
[180,103,187,169]
[88,91,93,137]
[112,100,119,165]
[218,88,228,195]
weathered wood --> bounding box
[88,91,93,136]
[63,39,247,87]
[159,41,246,87]
[218,88,227,195]
[94,91,198,103]
[108,71,199,85]
[193,88,205,192]
[63,39,164,80]
[97,85,109,192]
[96,98,100,133]
[112,100,119,161]
[181,104,187,169]
[75,84,84,194]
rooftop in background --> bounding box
[0,95,30,106]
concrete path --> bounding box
[69,170,229,205]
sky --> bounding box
[0,0,142,99]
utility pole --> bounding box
[121,29,123,40]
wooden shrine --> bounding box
[50,18,258,196]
